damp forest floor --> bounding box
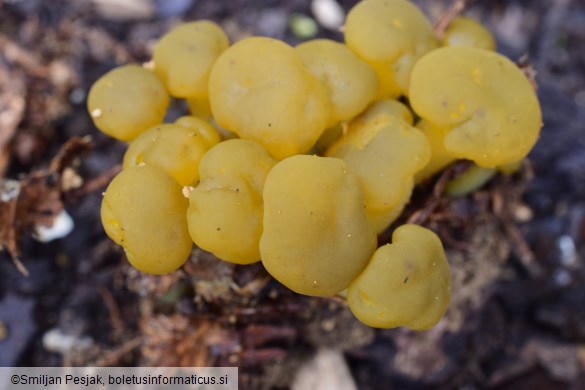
[1,0,585,389]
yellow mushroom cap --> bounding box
[209,37,331,160]
[123,117,220,186]
[344,0,437,96]
[296,39,378,125]
[101,165,192,275]
[260,155,376,296]
[326,100,430,233]
[174,115,221,148]
[87,65,169,141]
[185,96,213,120]
[348,224,451,330]
[348,99,414,129]
[410,46,542,168]
[442,17,496,51]
[187,139,277,265]
[414,120,455,183]
[153,21,229,99]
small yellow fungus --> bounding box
[153,21,229,99]
[260,155,376,296]
[442,17,496,50]
[186,96,213,119]
[123,116,220,186]
[174,115,222,147]
[101,166,192,275]
[414,120,455,183]
[187,139,277,265]
[327,100,430,233]
[348,224,451,330]
[87,65,169,141]
[296,39,378,125]
[209,37,331,160]
[344,0,437,97]
[410,46,542,168]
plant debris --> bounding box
[433,0,473,39]
[0,137,93,274]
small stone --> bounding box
[42,328,93,355]
[513,203,534,222]
[311,0,345,31]
[292,349,357,390]
[33,209,74,243]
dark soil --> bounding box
[1,0,585,389]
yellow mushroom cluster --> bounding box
[89,1,542,330]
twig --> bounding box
[11,256,29,277]
[231,273,272,298]
[502,220,541,277]
[66,164,122,201]
[433,0,473,39]
[49,136,94,174]
[319,294,347,306]
[517,55,539,91]
[407,162,465,225]
[91,337,143,367]
[98,285,125,334]
[488,161,540,275]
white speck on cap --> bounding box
[91,108,103,118]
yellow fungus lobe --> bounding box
[123,116,220,186]
[101,165,192,275]
[442,17,496,51]
[87,65,169,141]
[410,46,542,167]
[348,224,451,330]
[187,139,277,265]
[153,21,229,99]
[327,100,430,233]
[209,37,331,160]
[260,155,376,296]
[344,0,437,97]
[296,39,377,125]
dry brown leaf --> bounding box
[0,136,93,274]
[141,314,226,367]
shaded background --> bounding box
[1,0,585,388]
